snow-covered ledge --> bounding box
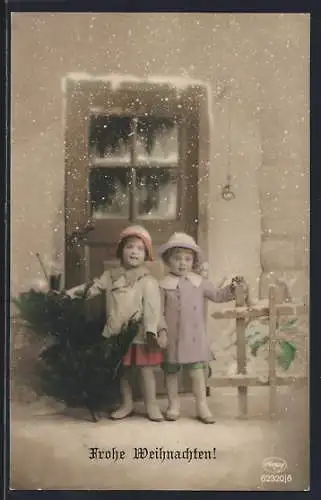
[62,72,212,94]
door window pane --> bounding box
[136,167,178,219]
[136,117,179,162]
[89,115,132,161]
[89,167,129,219]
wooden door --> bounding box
[64,77,208,396]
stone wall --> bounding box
[256,16,310,301]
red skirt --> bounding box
[123,344,164,366]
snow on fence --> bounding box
[210,284,308,419]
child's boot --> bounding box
[109,377,134,419]
[165,373,180,421]
[190,368,215,424]
[141,367,164,421]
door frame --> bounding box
[63,76,211,396]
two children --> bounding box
[68,225,243,424]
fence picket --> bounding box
[235,284,247,418]
[268,285,278,419]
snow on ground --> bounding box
[10,386,308,491]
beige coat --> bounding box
[68,266,165,344]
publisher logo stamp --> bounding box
[260,457,292,484]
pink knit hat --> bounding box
[116,225,153,261]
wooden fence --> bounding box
[210,284,308,419]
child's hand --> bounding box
[231,276,249,296]
[48,290,71,301]
[145,330,168,351]
[156,329,168,349]
[145,331,159,351]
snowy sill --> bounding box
[62,73,210,94]
[90,153,179,167]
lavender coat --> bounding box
[159,272,234,364]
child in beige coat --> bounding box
[67,225,167,421]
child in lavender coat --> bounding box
[159,232,244,424]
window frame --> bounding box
[87,111,183,223]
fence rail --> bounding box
[210,284,308,419]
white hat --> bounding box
[158,232,202,266]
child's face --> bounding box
[122,236,146,268]
[167,247,195,276]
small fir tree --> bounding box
[13,279,140,422]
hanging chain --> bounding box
[227,84,232,185]
[222,79,235,201]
